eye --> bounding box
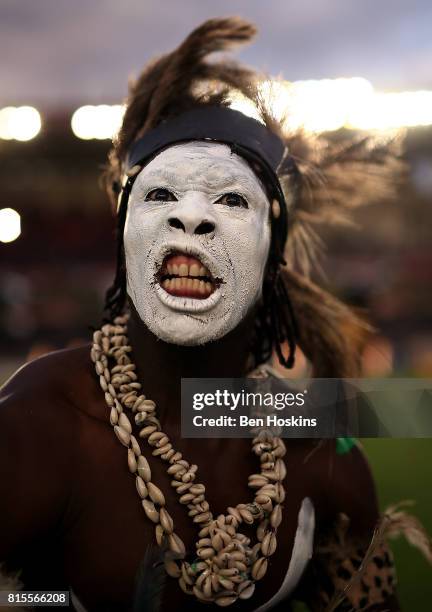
[215,192,248,209]
[145,188,177,202]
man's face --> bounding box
[124,141,271,345]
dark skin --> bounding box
[0,302,400,611]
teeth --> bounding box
[162,275,213,296]
[199,266,206,276]
[167,264,173,274]
[189,263,200,277]
[172,264,179,275]
[179,263,188,277]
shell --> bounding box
[197,538,212,548]
[135,412,147,425]
[227,507,242,522]
[164,559,181,578]
[179,493,195,504]
[159,507,174,534]
[139,425,157,438]
[189,483,205,495]
[275,459,287,480]
[152,443,172,456]
[261,532,277,557]
[109,407,118,425]
[95,360,104,375]
[198,526,211,538]
[137,455,151,482]
[257,519,269,542]
[211,533,224,552]
[114,425,130,447]
[99,375,108,392]
[219,568,239,577]
[127,448,137,473]
[130,435,141,456]
[193,586,210,602]
[148,431,165,445]
[104,392,114,407]
[167,463,185,476]
[251,557,268,581]
[181,563,194,586]
[238,581,255,600]
[193,511,212,524]
[147,482,165,506]
[203,576,213,598]
[155,435,169,448]
[191,493,205,505]
[135,476,148,499]
[142,499,159,523]
[275,483,286,503]
[175,482,192,494]
[155,524,165,546]
[238,508,254,524]
[168,533,186,557]
[215,596,237,607]
[197,548,215,560]
[161,448,175,461]
[218,575,234,590]
[270,504,283,529]
[211,572,220,593]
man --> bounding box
[0,17,423,612]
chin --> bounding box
[146,309,237,347]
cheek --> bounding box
[223,213,270,277]
[124,206,160,254]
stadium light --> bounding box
[230,78,432,133]
[71,105,125,140]
[0,106,41,141]
[0,208,21,243]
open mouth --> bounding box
[157,252,220,299]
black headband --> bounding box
[122,106,295,264]
[127,106,285,171]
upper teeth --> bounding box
[167,263,209,277]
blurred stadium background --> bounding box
[1,1,431,608]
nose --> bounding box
[167,197,216,236]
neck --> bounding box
[127,300,256,413]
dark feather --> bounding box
[133,546,167,612]
[103,16,406,378]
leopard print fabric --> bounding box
[300,514,397,611]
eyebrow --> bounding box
[138,165,261,194]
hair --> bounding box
[102,17,405,378]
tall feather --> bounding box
[103,17,406,377]
[116,17,257,162]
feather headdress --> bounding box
[104,17,405,378]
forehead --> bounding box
[135,141,263,189]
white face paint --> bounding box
[124,141,271,345]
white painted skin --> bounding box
[124,141,271,345]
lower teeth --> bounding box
[162,278,212,295]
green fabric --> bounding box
[336,437,357,455]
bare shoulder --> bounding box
[0,345,103,423]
